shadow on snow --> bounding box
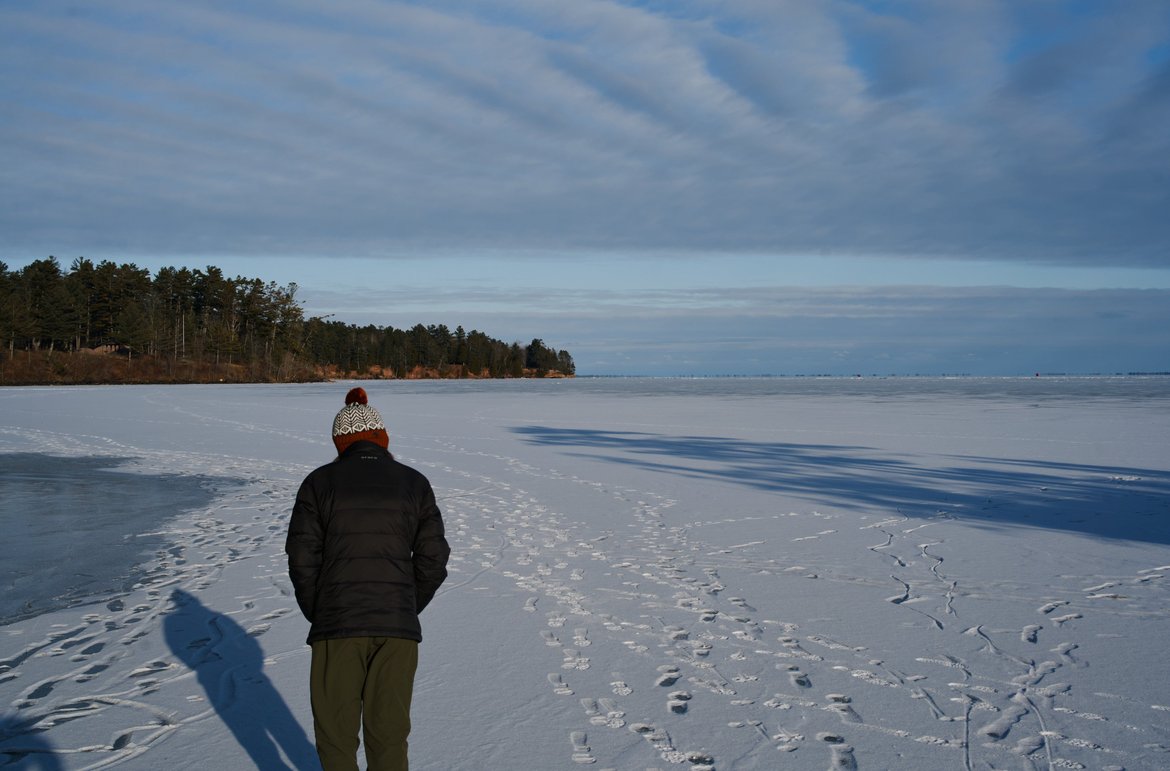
[0,713,62,769]
[512,425,1170,545]
[164,590,319,770]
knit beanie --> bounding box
[332,387,389,454]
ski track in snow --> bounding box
[2,386,1169,770]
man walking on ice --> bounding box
[287,387,450,771]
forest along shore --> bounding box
[1,257,575,385]
[0,348,574,386]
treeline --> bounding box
[305,319,575,380]
[0,257,574,384]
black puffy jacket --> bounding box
[286,441,450,644]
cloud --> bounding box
[1,0,1168,266]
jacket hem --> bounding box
[306,628,423,645]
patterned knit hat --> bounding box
[332,387,389,454]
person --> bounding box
[286,387,450,771]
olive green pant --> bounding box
[310,637,419,771]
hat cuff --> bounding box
[333,428,389,455]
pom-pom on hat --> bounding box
[332,387,389,454]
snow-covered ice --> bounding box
[2,378,1169,770]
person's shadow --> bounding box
[164,589,319,770]
[0,713,63,770]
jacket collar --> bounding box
[337,440,392,459]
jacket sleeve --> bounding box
[286,476,325,624]
[412,478,450,613]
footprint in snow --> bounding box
[1053,641,1080,666]
[690,641,713,658]
[246,623,270,637]
[562,648,590,671]
[781,664,811,688]
[547,673,573,695]
[682,749,716,766]
[128,660,171,678]
[569,730,596,765]
[588,698,626,729]
[66,640,106,662]
[667,690,692,714]
[777,635,822,661]
[22,678,61,703]
[656,665,681,687]
[74,662,110,683]
[822,736,858,771]
[979,704,1028,740]
[581,696,627,727]
[825,694,861,724]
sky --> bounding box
[2,0,1169,376]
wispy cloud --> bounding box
[3,0,1168,265]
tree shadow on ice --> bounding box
[512,426,1170,545]
[0,713,63,769]
[164,590,319,770]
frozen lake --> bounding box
[1,377,1168,770]
[0,454,228,624]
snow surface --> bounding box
[2,378,1169,770]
